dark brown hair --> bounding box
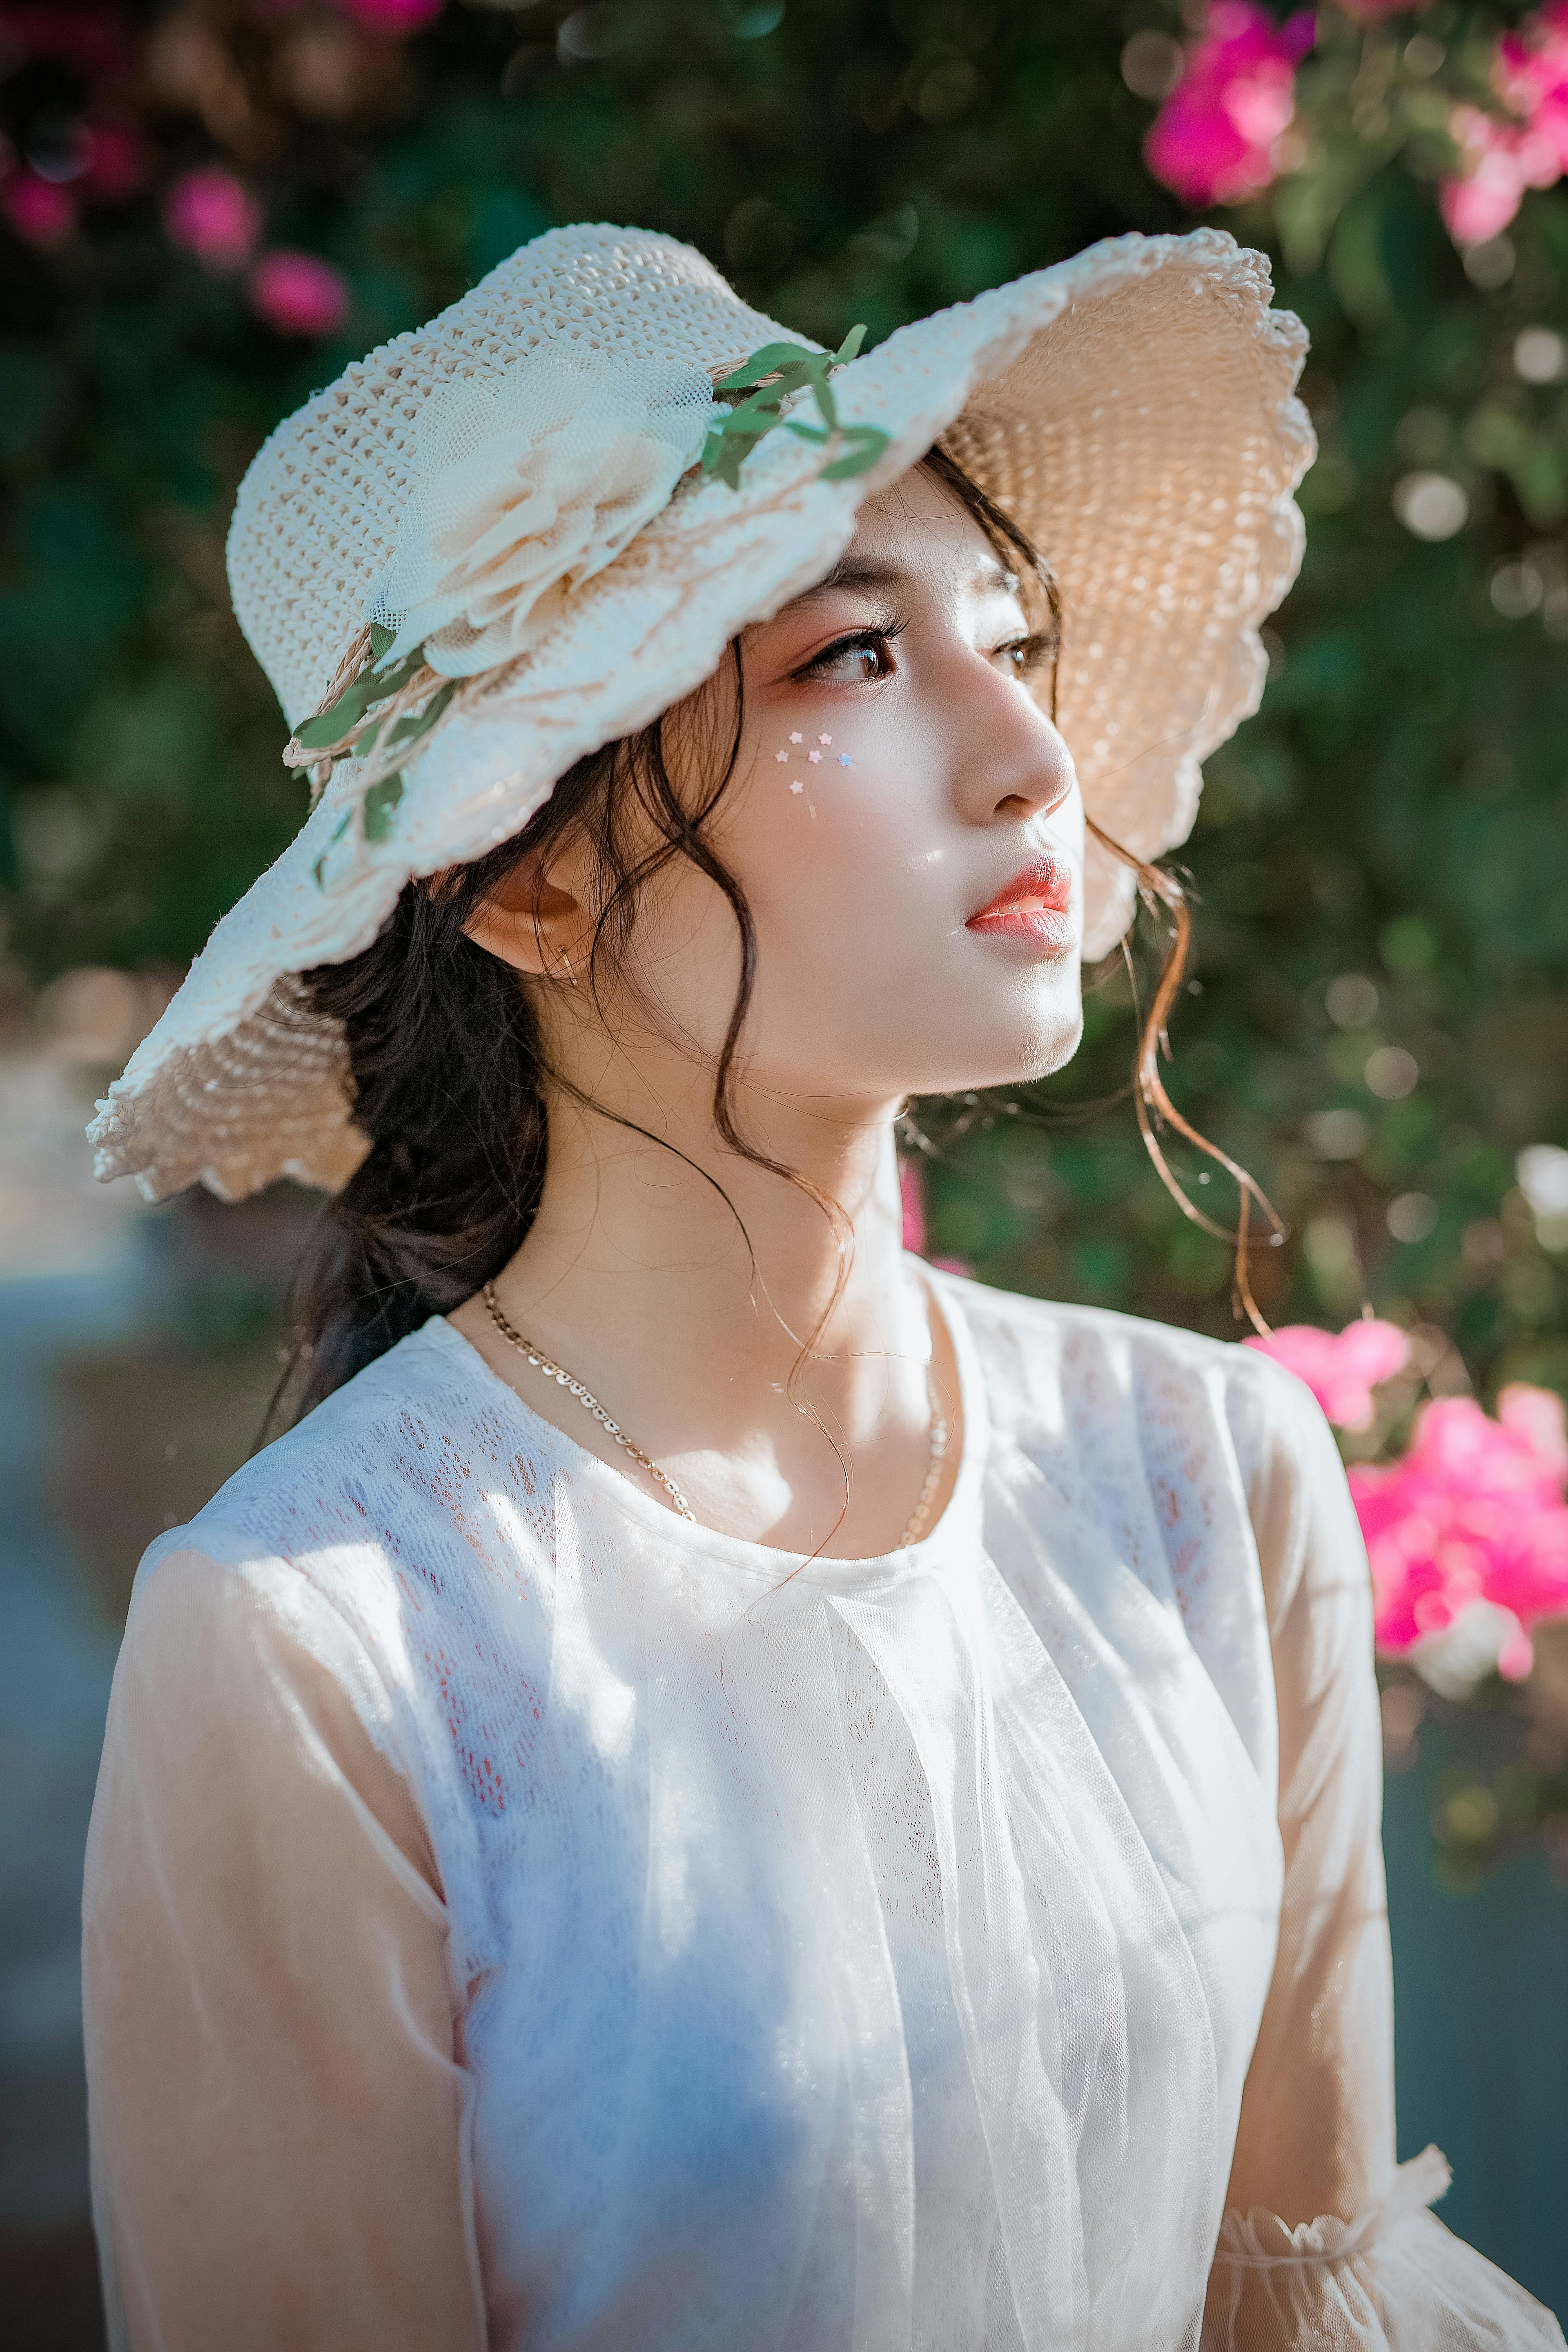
[277,445,1270,1428]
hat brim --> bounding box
[90,225,1312,1203]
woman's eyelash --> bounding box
[1001,632,1058,676]
[793,616,909,679]
[793,619,1058,684]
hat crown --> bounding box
[228,225,791,726]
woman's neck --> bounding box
[514,1075,920,1444]
[449,1041,956,1554]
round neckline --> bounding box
[423,1260,989,1591]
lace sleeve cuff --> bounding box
[1204,2148,1565,2350]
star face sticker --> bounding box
[808,749,822,764]
[774,749,787,762]
[789,780,804,794]
[788,731,803,745]
[838,752,853,767]
[818,733,832,745]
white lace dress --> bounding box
[82,1273,1563,2351]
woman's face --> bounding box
[561,463,1085,1110]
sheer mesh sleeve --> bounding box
[82,1548,486,2352]
[1205,1369,1564,2350]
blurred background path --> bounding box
[0,1043,145,2342]
[0,1031,303,2348]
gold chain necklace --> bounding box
[480,1280,950,1550]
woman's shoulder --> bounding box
[143,1314,552,1597]
[942,1269,1320,1480]
[945,1276,1346,1768]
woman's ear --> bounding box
[462,845,594,983]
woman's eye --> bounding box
[801,630,898,685]
[994,633,1054,679]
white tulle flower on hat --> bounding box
[372,350,720,677]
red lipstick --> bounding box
[965,854,1076,949]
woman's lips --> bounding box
[965,853,1076,947]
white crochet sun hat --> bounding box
[89,220,1313,1204]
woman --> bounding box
[82,225,1561,2349]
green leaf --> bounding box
[312,810,353,888]
[714,339,819,390]
[709,439,749,490]
[385,680,454,752]
[296,679,370,750]
[762,368,818,405]
[702,414,776,486]
[704,331,884,493]
[368,621,397,663]
[728,417,781,455]
[371,646,426,694]
[293,648,425,750]
[818,426,891,483]
[362,771,404,842]
[720,382,788,427]
[316,674,388,737]
[702,428,735,479]
[295,705,355,752]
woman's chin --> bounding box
[904,1001,1085,1100]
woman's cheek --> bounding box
[738,726,876,871]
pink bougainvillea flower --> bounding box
[1350,1385,1568,1677]
[1441,2,1568,245]
[80,120,146,206]
[1497,0,1568,168]
[164,167,262,272]
[2,169,76,247]
[333,0,444,30]
[900,1159,926,1255]
[1439,103,1562,244]
[1243,1317,1409,1432]
[897,1160,967,1278]
[1252,1331,1568,1686]
[0,3,133,79]
[1497,1381,1568,1477]
[1144,2,1315,208]
[250,250,352,336]
[1407,1598,1536,1693]
[1440,117,1531,245]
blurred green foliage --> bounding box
[2,0,1566,1403]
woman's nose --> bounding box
[989,715,1076,824]
[953,663,1077,827]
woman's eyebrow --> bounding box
[793,552,1019,602]
[797,557,911,599]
